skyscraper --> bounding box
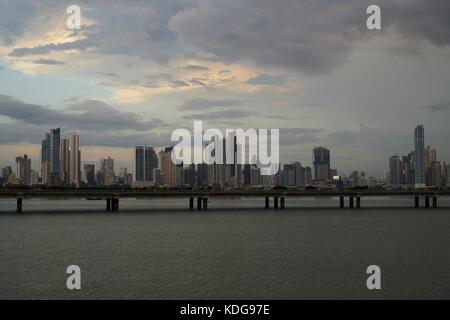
[1,166,13,180]
[430,161,442,187]
[425,146,437,186]
[145,147,158,182]
[414,125,425,188]
[402,153,414,186]
[49,128,61,182]
[60,138,70,184]
[70,132,81,187]
[313,147,331,182]
[446,164,450,186]
[243,164,251,187]
[389,155,402,186]
[84,164,95,186]
[100,157,115,186]
[159,147,176,186]
[41,133,50,183]
[135,146,158,183]
[197,163,209,187]
[15,155,31,185]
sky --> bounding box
[0,0,449,176]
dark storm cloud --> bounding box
[170,0,450,75]
[32,59,64,65]
[0,95,164,131]
[2,0,450,73]
[423,101,450,113]
[178,98,243,111]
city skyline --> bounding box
[1,124,449,189]
[1,1,450,176]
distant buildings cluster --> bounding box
[1,125,449,189]
[388,125,450,188]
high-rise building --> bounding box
[147,147,158,182]
[184,164,196,187]
[424,146,437,186]
[197,163,209,187]
[118,167,132,185]
[70,133,81,187]
[402,153,415,186]
[30,170,38,185]
[41,161,51,185]
[154,168,164,186]
[305,167,312,185]
[84,164,95,186]
[313,147,331,182]
[446,164,450,186]
[41,128,61,185]
[15,155,31,185]
[100,157,115,186]
[282,164,296,186]
[135,146,158,183]
[243,164,251,187]
[425,146,437,171]
[293,162,302,186]
[145,147,158,182]
[159,147,176,186]
[176,164,185,186]
[1,166,13,180]
[49,128,61,183]
[135,146,145,182]
[414,125,425,188]
[60,138,70,184]
[430,161,442,187]
[389,155,402,186]
[250,166,260,186]
[41,133,49,183]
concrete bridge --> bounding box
[1,189,449,212]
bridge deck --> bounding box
[1,189,449,199]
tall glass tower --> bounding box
[313,147,331,182]
[414,125,425,188]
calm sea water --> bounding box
[0,197,449,299]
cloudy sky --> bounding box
[0,0,449,176]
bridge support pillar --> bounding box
[203,198,208,210]
[197,197,202,210]
[356,197,361,209]
[111,198,120,211]
[425,196,430,208]
[274,197,279,209]
[415,196,419,208]
[106,198,111,211]
[349,197,354,209]
[265,196,270,209]
[189,197,194,210]
[280,197,285,209]
[339,196,344,208]
[433,196,437,208]
[17,198,23,213]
